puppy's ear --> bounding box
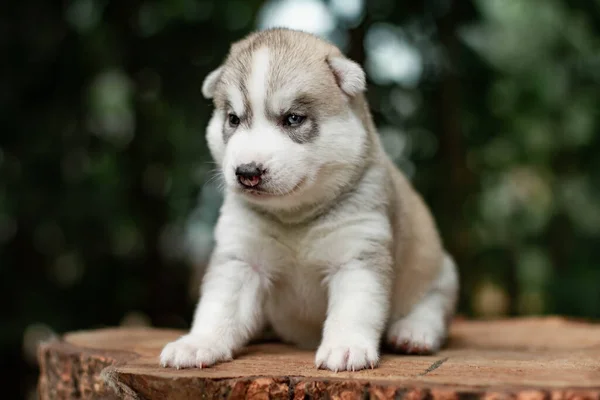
[327,56,366,97]
[201,66,223,99]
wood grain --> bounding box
[38,317,600,399]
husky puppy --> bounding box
[160,28,458,372]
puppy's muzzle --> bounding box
[235,162,264,188]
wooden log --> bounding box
[37,317,600,399]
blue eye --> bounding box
[284,114,305,127]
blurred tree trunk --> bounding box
[347,21,367,65]
[433,1,484,314]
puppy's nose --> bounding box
[235,163,263,187]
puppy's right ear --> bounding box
[201,66,223,99]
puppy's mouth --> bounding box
[237,176,307,199]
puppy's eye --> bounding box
[283,114,305,127]
[228,113,240,127]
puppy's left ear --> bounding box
[201,66,223,99]
[327,56,366,97]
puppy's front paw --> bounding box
[160,334,233,369]
[315,337,379,372]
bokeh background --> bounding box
[3,0,600,397]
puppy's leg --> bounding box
[316,259,391,371]
[386,254,458,354]
[160,259,265,368]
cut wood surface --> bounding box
[38,317,600,399]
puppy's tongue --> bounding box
[241,176,261,187]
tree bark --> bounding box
[38,317,600,399]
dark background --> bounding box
[2,0,600,398]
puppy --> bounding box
[160,28,459,372]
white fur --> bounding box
[160,257,264,368]
[160,37,458,372]
[205,109,225,163]
[248,47,270,118]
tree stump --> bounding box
[38,317,600,399]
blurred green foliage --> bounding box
[2,0,600,397]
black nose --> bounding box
[235,163,264,188]
[235,163,263,179]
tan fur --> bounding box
[385,157,445,317]
[215,30,348,119]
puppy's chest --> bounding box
[255,228,331,330]
[246,225,342,279]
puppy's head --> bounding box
[203,29,371,211]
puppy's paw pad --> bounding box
[159,335,232,369]
[387,320,443,355]
[315,342,378,372]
